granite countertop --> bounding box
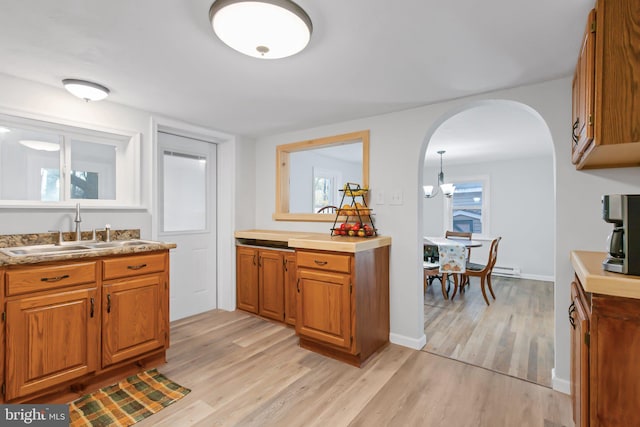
[571,250,640,299]
[235,229,391,253]
[0,230,176,267]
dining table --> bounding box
[424,236,484,296]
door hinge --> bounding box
[588,114,593,126]
[350,284,353,294]
[1,312,4,322]
[590,21,596,33]
[1,383,5,396]
[585,331,590,347]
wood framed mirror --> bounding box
[274,130,369,222]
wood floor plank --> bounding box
[135,309,569,426]
[424,276,554,387]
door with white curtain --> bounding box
[158,131,217,321]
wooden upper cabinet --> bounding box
[573,1,640,169]
[572,9,596,165]
[102,273,166,368]
[5,287,99,400]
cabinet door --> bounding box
[6,287,99,400]
[570,281,590,427]
[102,274,165,368]
[296,268,351,349]
[284,253,297,325]
[258,250,284,321]
[572,9,596,165]
[236,247,259,313]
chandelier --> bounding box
[424,150,455,198]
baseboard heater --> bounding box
[491,265,521,278]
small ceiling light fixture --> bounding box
[209,0,313,59]
[424,150,455,198]
[62,79,110,102]
[19,140,61,152]
[0,126,10,133]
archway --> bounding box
[417,99,556,386]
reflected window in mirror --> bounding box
[0,113,140,207]
[275,130,369,222]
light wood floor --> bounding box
[138,309,571,427]
[423,275,554,387]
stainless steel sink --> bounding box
[1,244,92,256]
[0,240,158,257]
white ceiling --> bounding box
[0,0,592,148]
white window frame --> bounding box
[312,166,342,211]
[0,112,140,208]
[443,174,490,238]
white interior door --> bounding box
[158,131,217,321]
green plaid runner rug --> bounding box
[69,369,190,426]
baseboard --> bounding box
[389,332,426,350]
[552,368,570,394]
[520,273,554,282]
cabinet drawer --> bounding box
[297,251,351,274]
[103,252,166,280]
[6,261,97,296]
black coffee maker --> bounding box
[602,194,640,275]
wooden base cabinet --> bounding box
[236,246,296,323]
[1,251,170,403]
[570,276,640,426]
[295,246,389,367]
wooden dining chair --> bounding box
[424,261,449,299]
[316,205,337,213]
[445,230,472,260]
[451,237,502,305]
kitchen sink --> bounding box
[0,240,158,257]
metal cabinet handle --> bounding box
[572,118,580,144]
[314,260,328,266]
[283,258,288,272]
[568,301,576,329]
[107,294,111,313]
[297,278,300,293]
[90,297,95,318]
[41,274,70,282]
[253,254,257,266]
[127,263,147,270]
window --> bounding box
[0,113,139,206]
[446,179,488,235]
[312,167,342,212]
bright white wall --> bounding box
[254,77,640,392]
[423,156,555,280]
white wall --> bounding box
[423,156,555,279]
[254,77,640,392]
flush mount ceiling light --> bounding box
[62,79,110,101]
[209,0,312,59]
[424,150,455,198]
[19,140,61,151]
[0,126,10,133]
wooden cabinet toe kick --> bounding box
[299,337,389,368]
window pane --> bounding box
[0,126,61,201]
[70,139,116,200]
[452,181,483,234]
[163,152,206,232]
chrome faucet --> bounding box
[74,203,82,241]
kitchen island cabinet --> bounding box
[571,0,640,169]
[570,251,640,426]
[235,230,391,367]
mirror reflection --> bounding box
[275,130,369,221]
